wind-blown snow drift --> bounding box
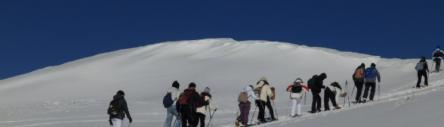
[0,38,441,127]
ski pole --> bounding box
[349,85,355,107]
[343,80,348,106]
[378,82,381,100]
[272,100,279,120]
[304,91,307,105]
[207,108,217,127]
[249,103,257,124]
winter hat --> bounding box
[189,82,197,88]
[204,87,211,93]
[260,76,267,81]
[319,73,327,79]
[371,63,376,67]
[117,90,125,96]
[172,80,180,89]
[421,56,426,62]
[294,78,303,83]
[360,63,365,68]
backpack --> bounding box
[364,68,377,79]
[291,83,303,93]
[178,91,192,105]
[107,99,123,117]
[238,92,249,103]
[415,62,425,71]
[307,75,317,89]
[162,92,174,108]
[353,68,364,79]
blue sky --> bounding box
[1,0,443,79]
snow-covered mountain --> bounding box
[0,38,442,127]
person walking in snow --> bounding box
[237,88,250,126]
[163,81,182,127]
[415,57,430,88]
[286,78,309,117]
[308,73,327,113]
[237,85,257,126]
[324,82,344,111]
[177,83,201,127]
[432,46,444,72]
[254,77,275,123]
[196,87,217,127]
[362,63,381,102]
[352,63,366,103]
[107,90,133,127]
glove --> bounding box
[129,117,133,123]
[214,108,218,112]
[109,119,113,125]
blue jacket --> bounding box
[364,67,381,83]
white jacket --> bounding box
[167,87,180,105]
[243,85,258,102]
[255,81,273,102]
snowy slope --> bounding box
[0,38,440,127]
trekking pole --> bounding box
[273,100,279,120]
[207,108,217,127]
[348,85,355,107]
[249,104,257,124]
[378,82,381,100]
[343,80,348,106]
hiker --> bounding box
[352,63,366,103]
[254,77,275,123]
[308,73,327,113]
[324,82,344,111]
[237,87,252,126]
[286,78,309,117]
[432,46,444,72]
[196,87,217,127]
[107,90,133,127]
[163,81,182,127]
[177,82,201,127]
[237,85,257,126]
[415,57,429,88]
[362,63,381,102]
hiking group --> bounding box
[105,47,442,127]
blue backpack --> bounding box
[163,92,174,108]
[364,68,377,79]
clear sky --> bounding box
[1,0,443,79]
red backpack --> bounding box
[354,68,364,79]
[178,90,192,105]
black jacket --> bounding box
[311,75,326,93]
[109,94,132,121]
[177,88,201,112]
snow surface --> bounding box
[0,38,442,127]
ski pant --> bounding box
[363,82,376,101]
[180,105,197,127]
[324,88,338,110]
[417,70,429,87]
[265,97,276,120]
[196,112,205,127]
[290,98,302,116]
[239,101,251,125]
[111,118,122,127]
[164,104,182,127]
[311,91,322,112]
[255,100,266,122]
[354,79,364,102]
[435,58,441,72]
